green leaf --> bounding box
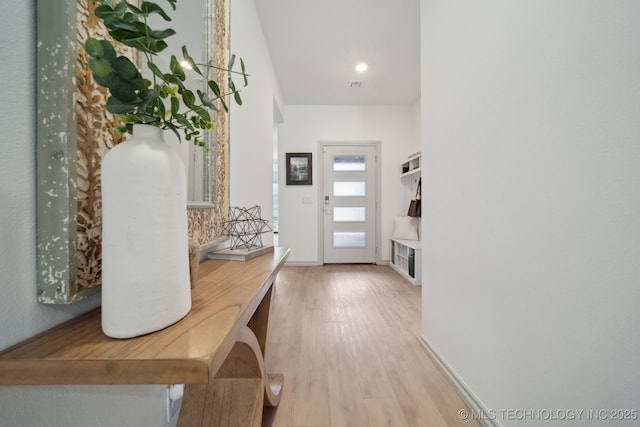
[146,61,164,80]
[230,81,242,106]
[103,40,118,62]
[197,90,218,110]
[240,58,248,86]
[181,46,202,75]
[85,38,117,63]
[182,89,195,108]
[139,89,159,109]
[107,30,133,46]
[156,97,166,119]
[163,74,185,91]
[208,80,221,98]
[121,12,138,24]
[109,32,168,54]
[175,113,192,130]
[123,122,134,134]
[112,56,142,84]
[124,1,143,15]
[165,0,177,11]
[149,28,176,40]
[87,58,112,77]
[106,96,136,114]
[170,55,185,81]
[140,1,171,20]
[109,80,141,103]
[94,4,116,19]
[164,121,181,142]
[113,1,128,14]
[193,105,210,122]
[93,71,120,89]
[170,96,180,116]
[218,94,229,112]
[104,18,142,33]
[126,38,168,54]
[85,38,104,57]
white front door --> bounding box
[322,144,377,263]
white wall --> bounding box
[0,1,172,425]
[228,0,283,248]
[278,105,419,263]
[420,1,640,425]
[0,0,277,426]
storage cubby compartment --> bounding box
[401,153,421,177]
[390,239,421,285]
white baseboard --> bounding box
[284,260,389,267]
[419,335,501,427]
[283,260,323,267]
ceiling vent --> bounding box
[349,80,364,88]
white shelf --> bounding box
[401,154,421,177]
[390,238,421,285]
[393,153,422,285]
[392,238,421,250]
[401,167,421,179]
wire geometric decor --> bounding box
[226,206,273,250]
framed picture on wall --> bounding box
[286,152,313,185]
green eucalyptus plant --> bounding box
[84,0,248,146]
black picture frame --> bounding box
[286,152,313,185]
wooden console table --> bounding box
[0,246,290,427]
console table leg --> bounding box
[178,378,263,427]
[248,286,273,355]
[177,326,283,426]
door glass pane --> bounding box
[333,155,366,171]
[334,207,365,222]
[333,232,366,247]
[333,181,365,197]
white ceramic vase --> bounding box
[101,124,192,338]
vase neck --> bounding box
[130,124,163,142]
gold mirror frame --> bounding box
[36,0,230,304]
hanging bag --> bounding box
[407,178,421,218]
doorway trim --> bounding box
[317,140,382,265]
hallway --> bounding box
[263,264,480,427]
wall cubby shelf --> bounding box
[392,152,422,285]
[390,239,422,285]
[401,153,421,178]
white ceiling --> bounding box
[253,0,421,106]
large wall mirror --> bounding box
[36,0,230,304]
[150,0,214,204]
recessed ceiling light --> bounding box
[180,60,192,70]
[355,62,368,73]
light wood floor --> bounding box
[262,264,480,427]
